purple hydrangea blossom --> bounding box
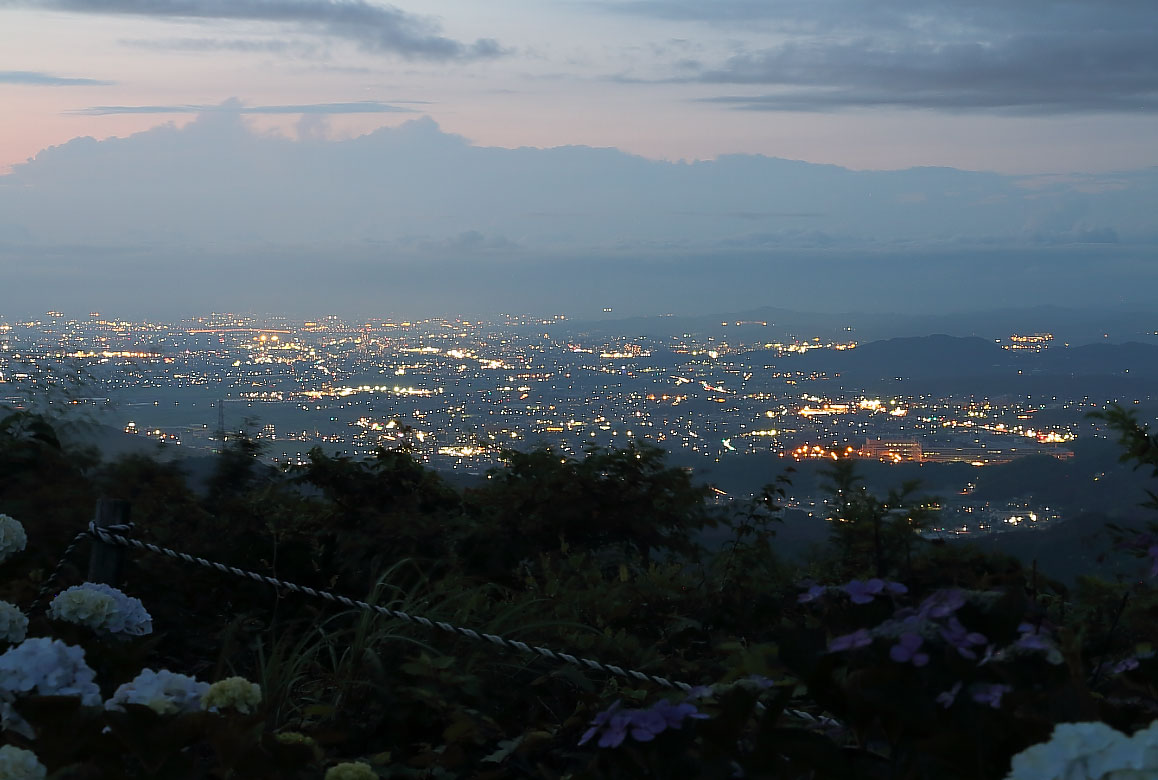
[1113,657,1140,674]
[651,699,710,729]
[941,617,988,660]
[842,578,908,605]
[970,683,1012,709]
[918,589,966,619]
[828,628,874,652]
[889,633,930,667]
[625,709,667,742]
[579,698,708,748]
[843,580,881,604]
[798,584,828,603]
[1015,630,1053,653]
[1148,544,1158,578]
[579,700,625,747]
[936,681,962,708]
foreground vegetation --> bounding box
[0,406,1156,778]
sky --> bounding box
[1,0,1157,318]
[2,0,1158,174]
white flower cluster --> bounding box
[106,668,209,715]
[0,514,27,565]
[1007,720,1158,779]
[0,637,101,738]
[325,762,378,780]
[202,676,262,715]
[0,745,47,780]
[48,582,153,637]
[0,600,28,644]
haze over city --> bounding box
[2,0,1156,318]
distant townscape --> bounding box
[3,308,1156,542]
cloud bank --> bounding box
[0,110,1155,316]
[2,110,1154,252]
[71,99,421,116]
[10,0,505,61]
[607,0,1158,114]
[0,70,112,86]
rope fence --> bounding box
[53,520,697,693]
[31,515,839,728]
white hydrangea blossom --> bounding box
[106,668,209,715]
[0,600,28,644]
[0,745,47,780]
[202,676,262,715]
[0,637,101,738]
[48,582,152,637]
[1007,720,1158,779]
[325,761,378,780]
[0,514,27,564]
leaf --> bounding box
[481,736,524,763]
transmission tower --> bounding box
[215,399,226,451]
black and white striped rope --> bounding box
[85,522,696,693]
[55,522,840,728]
[28,526,120,615]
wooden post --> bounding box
[87,498,129,585]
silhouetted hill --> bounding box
[790,335,1158,383]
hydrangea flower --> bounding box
[1005,719,1158,779]
[798,584,828,603]
[650,699,710,729]
[0,514,27,565]
[936,681,962,708]
[941,617,988,660]
[828,628,873,652]
[0,637,101,738]
[0,745,47,780]
[1014,623,1064,665]
[1147,544,1158,578]
[0,600,28,644]
[918,589,966,619]
[889,633,930,667]
[48,582,152,637]
[579,698,708,748]
[106,669,209,715]
[202,676,262,714]
[842,578,907,605]
[324,761,378,780]
[970,683,1011,709]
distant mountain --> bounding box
[790,335,1158,382]
[566,306,1158,347]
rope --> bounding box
[85,522,696,693]
[28,528,98,614]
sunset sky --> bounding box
[3,0,1157,175]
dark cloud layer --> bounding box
[10,0,504,61]
[118,37,323,57]
[0,70,112,86]
[70,100,420,116]
[607,0,1158,114]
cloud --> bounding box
[118,37,323,57]
[14,0,505,61]
[2,112,1155,259]
[604,0,1158,114]
[0,70,112,86]
[695,33,1158,114]
[70,100,421,116]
